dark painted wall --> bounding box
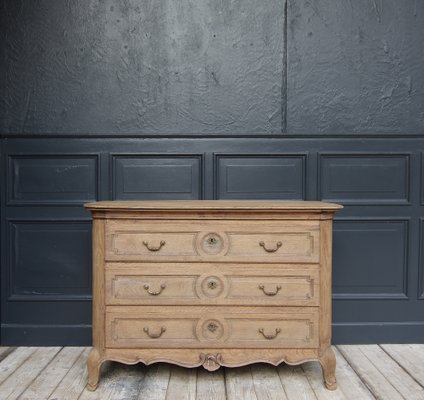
[2,0,423,135]
[1,0,424,345]
[0,0,284,134]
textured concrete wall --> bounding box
[0,0,284,134]
[287,0,424,134]
[1,0,423,134]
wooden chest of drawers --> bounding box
[84,200,342,391]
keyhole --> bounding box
[207,322,218,332]
[207,237,218,245]
[208,280,218,289]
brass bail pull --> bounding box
[143,240,166,252]
[259,241,282,253]
[258,328,281,340]
[258,284,282,296]
[143,327,166,339]
[143,283,166,296]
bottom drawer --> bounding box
[106,306,319,349]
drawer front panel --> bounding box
[105,264,320,306]
[106,307,319,349]
[105,220,320,263]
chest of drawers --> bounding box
[85,200,342,391]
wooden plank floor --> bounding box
[0,345,423,399]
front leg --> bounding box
[86,348,104,391]
[319,347,337,390]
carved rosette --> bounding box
[195,231,229,256]
[199,353,223,371]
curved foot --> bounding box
[86,348,104,391]
[319,347,337,390]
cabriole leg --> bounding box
[319,347,337,390]
[86,348,103,391]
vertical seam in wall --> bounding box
[281,0,288,133]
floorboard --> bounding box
[0,347,61,399]
[277,364,317,400]
[338,345,404,400]
[0,345,421,399]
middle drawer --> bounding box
[105,263,320,307]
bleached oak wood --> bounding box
[338,345,404,400]
[105,219,321,264]
[85,200,342,212]
[165,365,197,400]
[136,363,171,400]
[250,363,288,400]
[332,347,374,400]
[196,368,226,400]
[85,200,342,391]
[302,362,346,400]
[318,219,337,390]
[86,217,106,391]
[19,347,85,400]
[225,366,258,400]
[0,346,61,399]
[105,306,319,349]
[0,346,36,385]
[358,344,424,399]
[105,264,320,307]
[277,364,317,400]
[381,344,424,387]
[48,347,91,400]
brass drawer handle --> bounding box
[143,240,166,252]
[143,283,166,296]
[258,328,281,340]
[259,241,282,253]
[143,327,166,339]
[258,284,282,296]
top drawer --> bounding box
[105,220,320,263]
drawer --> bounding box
[105,306,319,349]
[105,264,320,306]
[105,220,320,263]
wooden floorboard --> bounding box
[0,345,422,399]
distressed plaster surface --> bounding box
[287,0,424,134]
[0,0,284,134]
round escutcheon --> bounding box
[200,319,225,340]
[200,233,224,255]
[201,276,224,298]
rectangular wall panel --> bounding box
[7,155,98,205]
[215,155,306,199]
[420,219,424,300]
[319,154,410,204]
[332,220,408,299]
[421,153,424,205]
[8,220,92,300]
[112,155,203,200]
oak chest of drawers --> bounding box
[84,200,342,391]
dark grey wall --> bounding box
[2,0,423,135]
[0,0,284,134]
[287,0,424,133]
[1,0,424,345]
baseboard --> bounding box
[1,324,92,346]
[333,322,424,344]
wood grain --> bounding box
[19,347,85,400]
[0,347,61,399]
[338,345,404,400]
[86,200,341,391]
